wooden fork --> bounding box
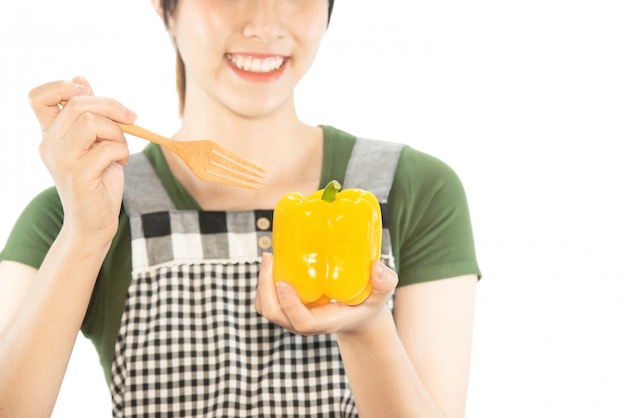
[119,123,265,189]
[59,101,265,189]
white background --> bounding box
[1,1,625,417]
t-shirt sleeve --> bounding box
[0,187,64,269]
[389,147,481,286]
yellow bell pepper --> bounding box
[272,180,382,307]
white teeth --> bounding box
[228,54,284,73]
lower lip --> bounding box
[226,57,288,82]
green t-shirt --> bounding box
[0,125,481,385]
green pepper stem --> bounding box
[321,180,342,203]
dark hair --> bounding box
[160,0,334,115]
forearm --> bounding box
[336,308,445,418]
[0,228,110,418]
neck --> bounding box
[165,91,323,209]
[174,92,306,165]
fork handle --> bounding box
[119,123,172,147]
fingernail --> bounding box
[261,252,271,269]
[124,107,137,120]
[74,83,90,94]
[375,261,385,278]
[275,281,288,296]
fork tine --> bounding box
[200,168,263,190]
[208,151,266,179]
[208,143,267,174]
[204,161,264,185]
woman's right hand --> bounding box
[29,76,137,247]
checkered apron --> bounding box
[110,138,404,417]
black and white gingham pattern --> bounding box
[111,261,359,417]
[111,139,402,416]
[129,209,274,270]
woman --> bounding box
[0,0,480,416]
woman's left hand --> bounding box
[254,253,398,336]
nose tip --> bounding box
[242,2,285,42]
[254,24,282,43]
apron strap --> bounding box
[343,137,404,271]
[342,137,404,204]
[122,152,176,216]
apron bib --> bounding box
[110,138,403,417]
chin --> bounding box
[227,96,293,120]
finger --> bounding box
[59,94,137,128]
[255,253,278,312]
[66,110,128,150]
[274,281,317,335]
[44,135,130,186]
[28,79,92,133]
[71,75,93,92]
[254,253,286,320]
[44,95,136,149]
[59,139,129,185]
[80,140,130,174]
[366,261,398,303]
[40,112,128,169]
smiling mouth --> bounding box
[225,54,286,73]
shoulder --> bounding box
[389,144,472,237]
[387,146,480,285]
[322,127,480,284]
[394,145,467,202]
[324,125,459,179]
[322,125,467,202]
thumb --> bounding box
[370,260,398,295]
